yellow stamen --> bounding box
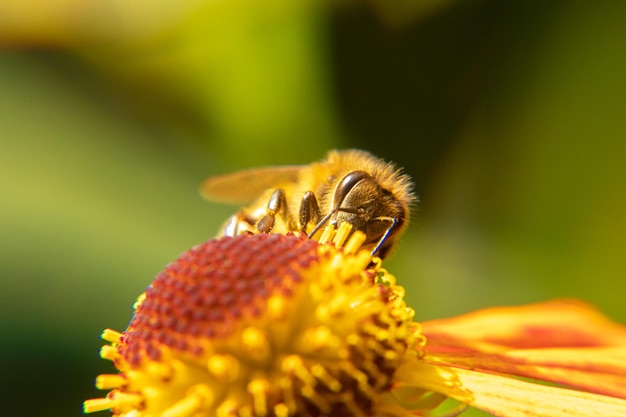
[248,379,270,416]
[207,354,240,383]
[241,327,270,360]
[101,328,122,344]
[301,385,331,414]
[281,355,315,387]
[83,397,113,413]
[161,384,213,417]
[318,224,336,244]
[343,227,366,255]
[99,344,119,361]
[351,366,376,397]
[278,376,298,412]
[95,374,126,390]
[301,325,341,352]
[110,391,144,411]
[274,402,290,417]
[310,363,342,392]
[145,361,174,379]
[332,222,353,247]
[133,292,146,310]
[267,294,288,320]
[215,398,237,417]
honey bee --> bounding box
[201,149,416,259]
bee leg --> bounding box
[370,216,399,258]
[223,215,240,237]
[222,211,257,237]
[256,189,287,233]
[299,191,322,233]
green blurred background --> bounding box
[1,1,625,416]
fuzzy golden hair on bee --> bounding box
[202,149,417,259]
[297,149,417,215]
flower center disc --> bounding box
[120,233,320,366]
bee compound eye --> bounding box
[333,171,370,208]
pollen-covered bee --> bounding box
[201,149,416,259]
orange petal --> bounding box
[425,346,626,399]
[440,367,626,417]
[422,299,626,353]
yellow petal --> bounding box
[422,299,626,353]
[442,367,626,417]
[426,346,626,399]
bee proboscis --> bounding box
[202,149,416,259]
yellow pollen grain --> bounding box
[83,398,113,413]
[384,350,400,362]
[207,354,240,383]
[241,327,270,359]
[99,344,119,361]
[101,328,122,344]
[302,325,340,351]
[314,304,331,322]
[267,295,288,320]
[274,403,290,417]
[372,326,390,342]
[95,374,126,390]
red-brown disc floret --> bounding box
[119,233,319,367]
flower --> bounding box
[84,224,626,417]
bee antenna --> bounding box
[307,209,336,239]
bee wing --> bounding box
[201,165,303,204]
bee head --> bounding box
[331,171,406,257]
